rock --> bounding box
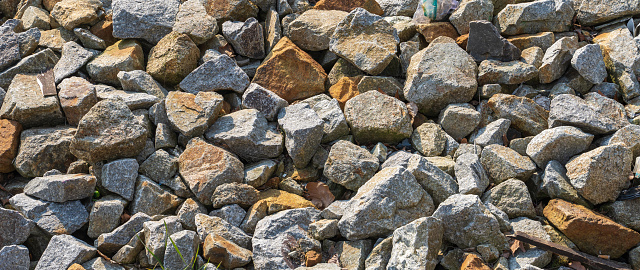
[344,90,412,144]
[0,74,65,128]
[22,6,50,30]
[539,37,578,84]
[338,167,434,240]
[328,76,360,109]
[139,149,178,183]
[469,118,510,147]
[0,245,29,270]
[404,40,477,116]
[206,109,283,162]
[58,77,98,126]
[176,198,207,230]
[376,0,418,16]
[252,37,327,102]
[507,32,554,52]
[164,230,199,270]
[203,234,252,268]
[252,207,321,269]
[101,158,139,200]
[610,125,640,158]
[288,9,347,51]
[111,0,179,44]
[455,153,490,195]
[494,0,574,35]
[481,179,536,218]
[211,182,258,208]
[179,54,250,94]
[481,144,536,184]
[330,8,399,75]
[50,0,101,30]
[203,0,258,24]
[165,91,223,137]
[0,207,34,248]
[432,194,508,250]
[154,123,177,149]
[417,22,459,43]
[173,0,218,45]
[335,240,373,270]
[12,194,88,235]
[324,140,379,190]
[14,126,75,177]
[404,155,458,204]
[477,59,538,85]
[241,83,288,121]
[300,94,350,143]
[147,32,200,85]
[314,0,383,15]
[264,8,282,53]
[508,217,552,269]
[24,173,96,202]
[593,27,640,102]
[53,41,96,84]
[258,189,316,214]
[570,44,606,84]
[130,176,183,216]
[573,0,640,26]
[141,216,182,265]
[541,160,589,207]
[309,219,338,240]
[357,75,403,99]
[179,139,244,205]
[438,103,481,140]
[210,204,246,227]
[0,119,20,173]
[223,18,264,59]
[487,94,548,136]
[39,28,78,52]
[467,20,520,62]
[387,216,442,270]
[81,258,125,270]
[450,1,494,35]
[0,20,40,72]
[95,212,151,254]
[526,126,593,168]
[94,86,159,110]
[277,103,324,168]
[410,123,446,157]
[0,48,58,89]
[243,160,277,187]
[87,196,126,239]
[363,236,392,269]
[35,235,96,270]
[548,94,628,135]
[195,214,252,249]
[70,99,148,163]
[565,144,632,205]
[544,199,640,258]
[73,28,106,50]
[86,40,144,86]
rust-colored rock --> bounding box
[329,76,362,109]
[252,37,327,102]
[203,0,258,24]
[456,34,469,49]
[147,32,200,85]
[314,0,383,15]
[90,20,117,46]
[58,77,98,126]
[67,264,86,270]
[203,234,252,269]
[0,119,22,173]
[543,199,640,259]
[460,254,491,270]
[418,22,459,43]
[305,250,322,267]
[257,189,316,214]
[86,39,145,86]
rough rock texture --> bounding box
[526,126,593,168]
[111,0,180,44]
[477,59,538,85]
[0,245,29,270]
[494,0,574,35]
[0,74,65,128]
[481,179,536,219]
[324,140,380,190]
[0,119,20,173]
[173,0,218,45]
[35,235,96,270]
[14,126,76,178]
[480,144,537,183]
[539,37,578,84]
[165,91,223,137]
[594,27,640,102]
[277,103,324,168]
[0,207,34,248]
[24,173,96,202]
[179,54,250,94]
[101,158,139,200]
[241,83,288,121]
[147,32,200,85]
[467,20,520,62]
[571,44,607,84]
[487,94,548,136]
[387,216,443,270]
[573,0,640,26]
[57,77,98,126]
[344,90,412,144]
[288,9,347,51]
[549,94,628,135]
[223,17,265,59]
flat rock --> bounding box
[288,9,347,51]
[35,235,96,270]
[179,139,244,205]
[0,48,58,89]
[111,0,179,44]
[324,140,380,190]
[565,144,632,205]
[0,245,29,270]
[58,77,98,126]
[467,20,520,62]
[0,208,34,248]
[173,0,218,45]
[329,8,399,75]
[277,103,324,168]
[344,90,412,144]
[70,99,148,163]
[73,28,106,50]
[95,86,159,110]
[24,173,96,202]
[129,175,183,216]
[544,199,640,258]
[14,126,76,177]
[95,212,151,254]
[539,37,578,84]
[102,158,139,200]
[206,109,283,162]
[147,32,200,85]
[165,91,223,137]
[53,41,96,84]
[571,44,606,84]
[482,179,536,219]
[494,0,574,35]
[241,83,288,121]
[179,54,250,94]
[526,126,593,168]
[487,94,548,136]
[252,37,326,102]
[243,160,277,187]
[477,59,538,85]
[86,40,144,86]
[0,74,65,128]
[223,17,265,59]
[210,204,246,228]
[548,94,628,135]
[9,193,88,235]
[211,182,259,208]
[300,94,350,143]
[481,144,536,183]
[50,0,101,30]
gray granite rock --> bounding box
[571,43,606,84]
[139,150,178,184]
[406,154,459,205]
[526,126,593,168]
[0,207,34,248]
[508,217,552,269]
[309,219,338,240]
[176,198,207,231]
[387,216,443,270]
[81,257,126,270]
[277,103,324,168]
[53,41,97,84]
[35,235,96,270]
[209,204,246,228]
[101,158,139,201]
[540,160,589,206]
[481,144,536,183]
[211,182,259,208]
[95,212,151,254]
[455,153,490,195]
[223,17,265,59]
[438,103,481,140]
[73,28,106,50]
[488,94,548,136]
[241,83,288,121]
[288,9,347,51]
[324,140,380,190]
[469,118,510,147]
[195,213,252,249]
[87,196,127,239]
[155,123,178,149]
[111,0,179,44]
[300,94,350,143]
[364,236,393,270]
[477,59,538,85]
[539,37,579,84]
[0,19,41,72]
[573,0,640,26]
[179,54,250,94]
[164,230,199,270]
[336,240,373,270]
[24,173,96,202]
[549,94,628,135]
[141,216,183,266]
[165,91,223,137]
[0,48,58,89]
[0,74,65,129]
[0,245,29,270]
[14,126,76,178]
[609,125,640,158]
[129,175,183,216]
[9,193,88,235]
[345,90,412,144]
[95,86,160,110]
[117,70,167,99]
[243,159,278,187]
[482,179,536,219]
[594,27,640,102]
[173,0,218,45]
[466,20,520,62]
[494,0,574,35]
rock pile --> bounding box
[3,0,640,269]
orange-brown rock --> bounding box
[86,39,145,86]
[460,254,491,270]
[418,22,459,43]
[543,199,640,258]
[507,32,554,51]
[90,20,117,46]
[203,234,252,269]
[257,189,316,214]
[252,37,327,103]
[305,250,322,267]
[456,34,469,49]
[314,0,383,15]
[58,77,98,126]
[203,0,258,24]
[0,119,22,173]
[291,167,320,182]
[147,32,200,85]
[329,76,362,109]
[67,264,86,270]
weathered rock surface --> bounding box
[467,20,520,62]
[488,94,548,136]
[24,173,96,202]
[111,0,180,44]
[324,140,379,190]
[14,126,76,177]
[0,74,65,128]
[86,40,144,86]
[494,0,574,35]
[165,91,223,137]
[387,216,443,270]
[344,90,412,144]
[35,235,96,270]
[277,103,324,168]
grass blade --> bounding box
[136,233,166,270]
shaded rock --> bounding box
[164,230,199,270]
[81,258,125,270]
[539,37,578,84]
[50,0,101,30]
[53,41,96,84]
[243,159,277,187]
[264,8,282,53]
[300,94,350,143]
[173,0,218,45]
[95,212,151,254]
[417,22,459,43]
[165,91,223,137]
[387,217,443,270]
[344,90,412,144]
[101,158,139,201]
[494,0,574,35]
[241,83,288,121]
[176,198,207,230]
[86,40,144,86]
[338,167,434,240]
[404,155,458,204]
[313,0,383,14]
[223,17,265,59]
[469,118,510,147]
[195,214,252,249]
[477,59,538,85]
[288,9,347,51]
[178,139,244,205]
[467,20,519,62]
[324,140,380,190]
[203,0,258,24]
[565,144,632,205]
[179,54,250,94]
[364,236,392,269]
[336,240,373,270]
[0,74,64,128]
[309,219,338,240]
[24,173,96,202]
[481,179,536,218]
[73,28,106,50]
[541,160,589,207]
[206,109,283,162]
[610,125,640,158]
[130,176,183,216]
[9,193,88,235]
[508,217,552,269]
[548,94,628,135]
[58,77,98,126]
[94,86,159,110]
[487,94,548,136]
[0,48,58,89]
[35,235,96,270]
[330,8,399,75]
[526,126,593,168]
[139,149,178,183]
[0,119,18,173]
[39,28,78,52]
[111,0,180,44]
[438,103,481,140]
[203,234,252,268]
[14,126,75,178]
[154,123,177,149]
[455,153,490,195]
[252,37,326,102]
[328,76,361,109]
[481,144,536,183]
[278,103,324,168]
[70,99,148,163]
[87,196,126,239]
[450,1,493,35]
[0,207,34,248]
[0,245,29,270]
[147,32,200,85]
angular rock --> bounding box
[455,153,490,195]
[179,139,244,205]
[0,20,38,72]
[338,167,434,240]
[481,144,536,183]
[53,41,96,83]
[288,9,347,51]
[210,204,246,227]
[243,159,277,187]
[477,59,538,85]
[179,54,250,94]
[467,20,520,62]
[0,48,58,89]
[0,245,29,270]
[330,8,399,75]
[417,22,459,43]
[526,126,593,168]
[206,109,283,162]
[95,212,151,254]
[111,0,180,44]
[117,70,167,99]
[86,40,144,86]
[594,27,640,102]
[571,44,606,84]
[164,230,199,270]
[50,0,102,30]
[482,179,536,218]
[438,103,481,140]
[139,149,178,183]
[300,94,350,143]
[309,219,338,240]
[252,37,327,102]
[364,236,392,269]
[548,94,628,135]
[540,160,589,206]
[450,1,494,35]
[73,28,106,50]
[258,188,316,215]
[277,103,324,168]
[0,119,20,173]
[40,27,80,52]
[173,0,218,45]
[469,118,510,147]
[165,91,223,137]
[14,126,75,177]
[147,32,200,85]
[539,37,578,84]
[328,76,360,109]
[487,94,548,136]
[494,0,574,35]
[81,258,125,270]
[264,8,282,52]
[35,235,96,270]
[0,74,64,128]
[609,125,640,158]
[314,0,383,14]
[195,214,251,249]
[129,175,183,216]
[176,198,207,230]
[404,155,458,205]
[411,123,447,157]
[565,144,632,205]
[87,196,126,239]
[211,182,258,208]
[9,193,88,235]
[203,234,252,268]
[22,6,50,30]
[508,217,552,269]
[223,18,265,59]
[203,0,258,24]
[241,83,288,121]
[58,77,98,126]
[101,158,139,201]
[344,90,412,144]
[70,99,148,163]
[573,0,640,26]
[544,199,640,258]
[0,207,34,248]
[95,86,159,110]
[141,216,182,265]
[387,217,443,270]
[324,140,380,190]
[24,173,96,202]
